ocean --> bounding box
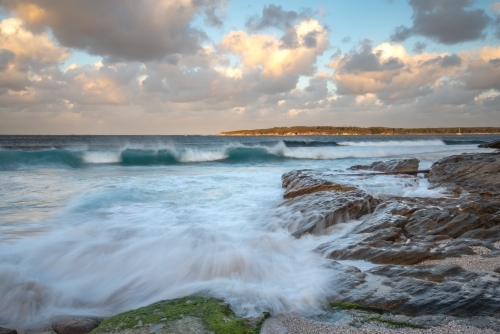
[0,134,498,328]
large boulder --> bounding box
[348,158,419,173]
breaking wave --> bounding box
[337,139,446,146]
[0,138,483,169]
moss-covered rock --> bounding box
[91,296,267,334]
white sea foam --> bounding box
[264,140,464,161]
[173,148,228,162]
[338,140,446,147]
[0,168,341,328]
[83,151,121,164]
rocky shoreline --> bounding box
[2,146,500,334]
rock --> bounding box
[478,139,500,149]
[317,195,500,265]
[348,158,419,173]
[281,170,355,199]
[278,152,500,330]
[331,263,500,318]
[51,317,100,334]
[428,152,500,199]
[278,170,379,237]
[0,328,17,334]
[92,296,265,334]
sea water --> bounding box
[0,134,498,328]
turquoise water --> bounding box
[0,134,498,328]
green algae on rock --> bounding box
[91,296,268,334]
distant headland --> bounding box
[219,126,500,136]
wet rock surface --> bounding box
[331,263,500,317]
[281,169,356,199]
[479,139,500,149]
[278,169,380,238]
[348,158,419,173]
[0,328,17,334]
[428,152,500,199]
[281,153,500,331]
[51,317,101,334]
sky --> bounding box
[0,0,500,134]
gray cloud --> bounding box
[339,40,405,74]
[279,28,300,49]
[341,36,351,43]
[377,84,433,102]
[0,49,15,71]
[390,26,413,42]
[390,0,491,44]
[0,0,227,62]
[490,58,500,67]
[245,4,313,31]
[421,54,462,68]
[341,41,381,73]
[495,15,500,39]
[441,54,462,67]
[412,41,427,54]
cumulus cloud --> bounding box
[0,18,69,64]
[0,17,69,91]
[412,41,426,54]
[390,0,491,44]
[245,5,313,31]
[329,41,467,102]
[0,0,227,62]
[463,46,500,91]
[221,19,328,78]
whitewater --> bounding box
[0,134,498,329]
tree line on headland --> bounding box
[219,126,500,136]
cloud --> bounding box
[421,53,462,68]
[341,36,351,43]
[221,19,328,78]
[0,18,69,64]
[491,3,500,13]
[245,5,313,31]
[390,0,491,44]
[412,41,426,54]
[0,0,227,62]
[0,3,499,134]
[0,49,15,71]
[0,17,69,91]
[463,46,500,91]
[495,15,500,40]
[329,41,465,102]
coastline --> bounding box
[220,133,500,136]
[218,126,500,136]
